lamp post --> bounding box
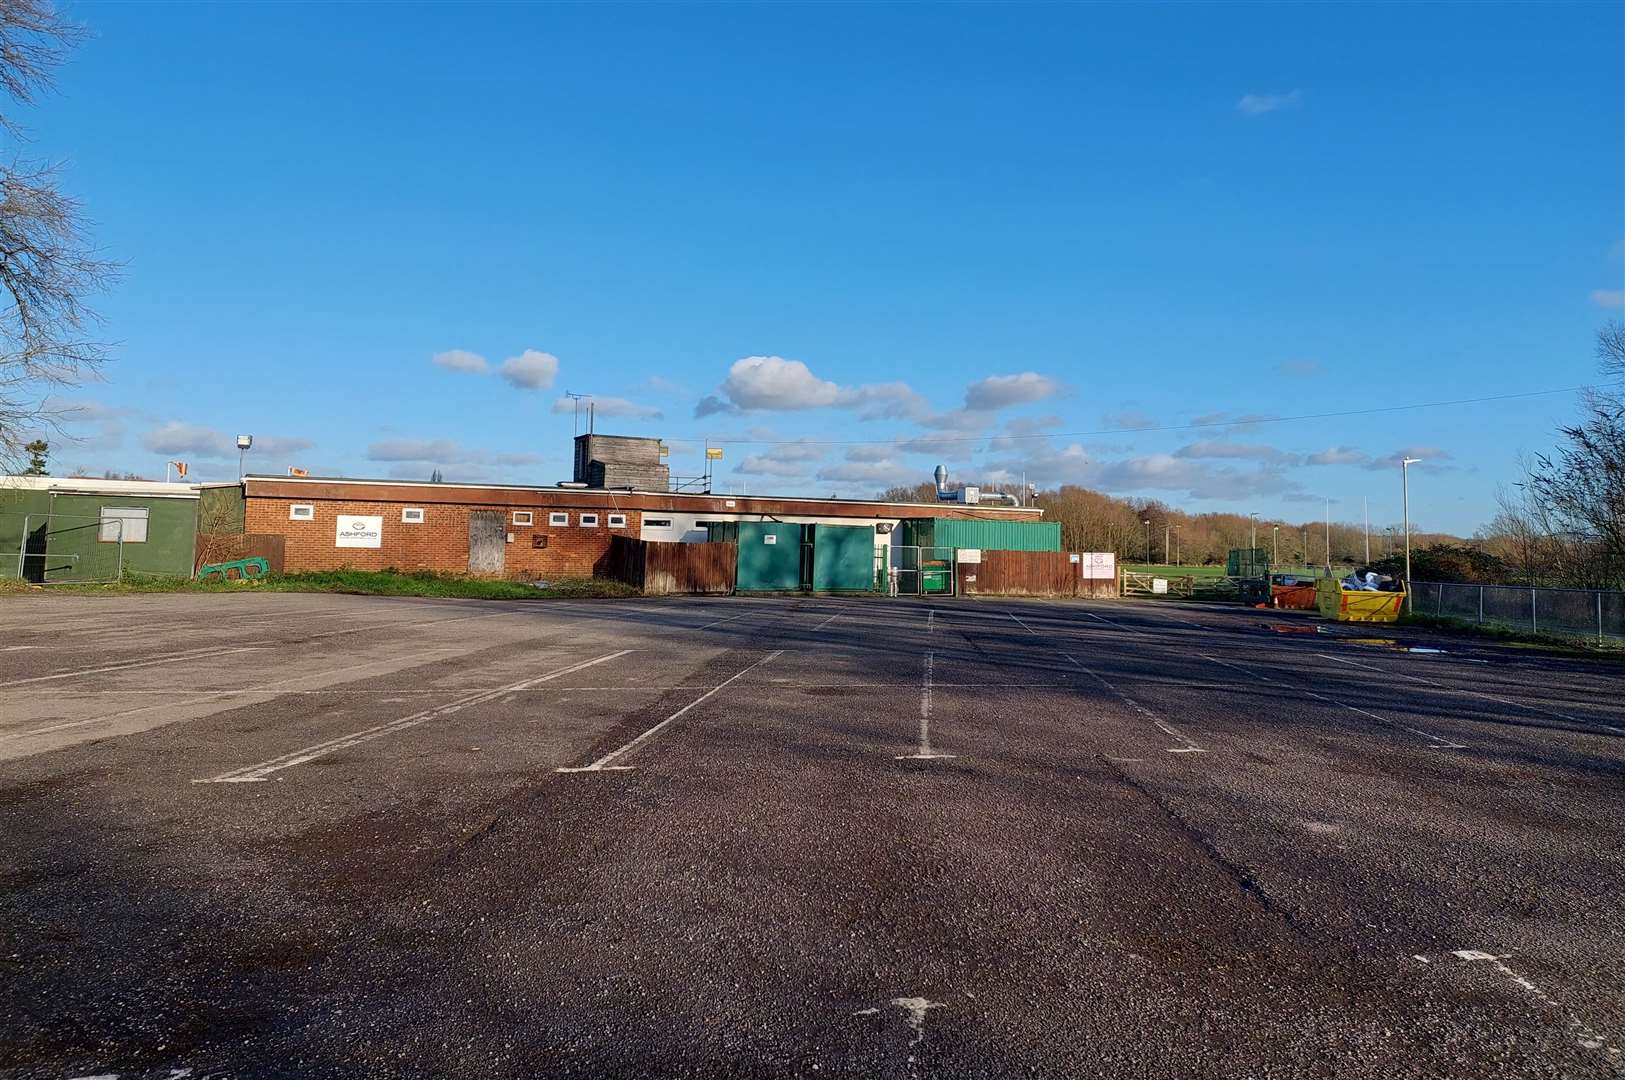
[1163,522,1171,565]
[1272,525,1279,567]
[1173,524,1182,566]
[1249,512,1258,551]
[1363,496,1371,565]
[1402,457,1421,610]
[236,434,253,480]
[1142,519,1152,565]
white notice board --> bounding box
[336,516,383,548]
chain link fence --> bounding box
[1409,580,1624,643]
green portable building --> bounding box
[899,517,1061,553]
[735,521,805,592]
[1,477,202,582]
[810,524,876,593]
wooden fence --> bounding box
[195,533,286,575]
[602,535,737,595]
[957,550,1117,598]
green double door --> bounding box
[735,522,875,593]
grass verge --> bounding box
[0,569,641,601]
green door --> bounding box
[736,522,804,592]
[811,524,874,593]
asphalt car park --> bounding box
[2,591,1623,1077]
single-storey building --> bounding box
[1,475,206,582]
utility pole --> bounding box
[1164,522,1170,564]
[1323,498,1333,573]
[1402,457,1421,611]
[1272,525,1279,567]
[1142,519,1152,564]
[1363,496,1371,565]
[1249,512,1258,551]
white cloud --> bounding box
[640,374,689,397]
[1102,410,1156,431]
[499,349,560,390]
[1237,90,1301,115]
[835,381,932,421]
[1306,446,1368,466]
[366,439,541,467]
[1591,289,1625,310]
[733,438,827,477]
[1004,414,1064,436]
[432,349,489,374]
[719,356,840,410]
[1173,440,1296,464]
[697,356,931,422]
[1365,446,1452,471]
[918,408,995,433]
[845,444,894,463]
[816,459,909,484]
[42,398,130,451]
[142,422,312,461]
[549,396,662,420]
[964,373,1063,411]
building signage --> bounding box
[957,548,982,564]
[763,534,777,545]
[1152,577,1168,594]
[1081,552,1116,580]
[336,515,383,548]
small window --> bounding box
[644,518,672,528]
[99,506,148,543]
[580,513,599,527]
[548,511,569,527]
[608,513,627,528]
[402,507,425,524]
[512,511,534,526]
[289,504,315,521]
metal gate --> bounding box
[3,513,126,583]
[468,511,506,575]
[890,546,956,596]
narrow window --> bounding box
[644,518,672,528]
[607,513,627,528]
[99,506,149,543]
[402,507,425,524]
[289,504,315,521]
[512,511,534,526]
[580,513,599,527]
[548,511,569,527]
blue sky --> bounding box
[28,1,1623,534]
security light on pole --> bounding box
[1142,519,1152,564]
[236,435,252,480]
[1402,457,1422,611]
[1272,525,1279,566]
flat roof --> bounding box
[240,474,1044,516]
[0,475,202,499]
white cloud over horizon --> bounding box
[1237,90,1302,115]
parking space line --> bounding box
[1200,653,1466,750]
[1009,611,1205,754]
[1317,652,1625,735]
[897,650,954,761]
[195,650,633,783]
[558,649,784,773]
[0,645,271,688]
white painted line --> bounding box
[890,996,945,1047]
[196,650,632,783]
[1316,652,1624,735]
[696,610,759,631]
[1199,652,1465,749]
[558,649,783,773]
[5,648,469,743]
[1008,611,1204,753]
[0,645,270,688]
[811,610,845,632]
[897,650,955,760]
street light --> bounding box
[1271,524,1280,566]
[1249,512,1258,551]
[1142,519,1152,564]
[1172,523,1182,566]
[236,434,253,480]
[1402,457,1422,610]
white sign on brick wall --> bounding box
[336,515,382,548]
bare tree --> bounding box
[1523,321,1625,588]
[0,0,115,472]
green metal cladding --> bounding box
[899,518,1060,553]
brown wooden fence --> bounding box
[195,533,286,575]
[602,535,736,595]
[957,550,1117,598]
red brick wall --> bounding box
[244,497,641,578]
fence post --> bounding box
[1478,584,1484,625]
[1531,587,1537,634]
[1601,591,1606,645]
[1436,585,1442,618]
[15,513,26,580]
